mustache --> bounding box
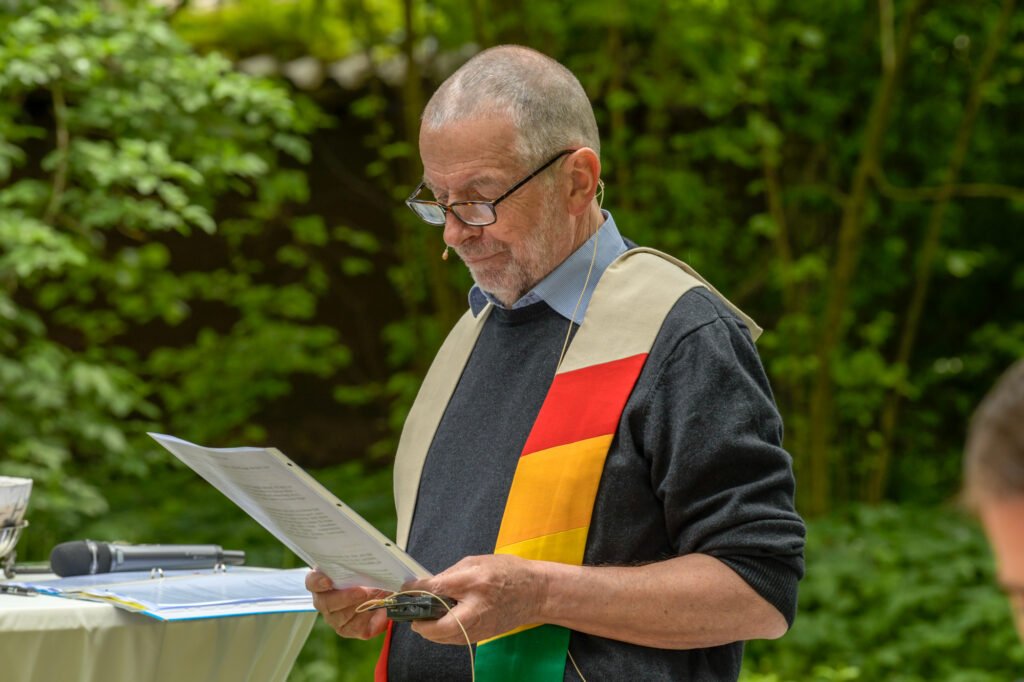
[454,244,506,261]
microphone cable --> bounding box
[357,590,474,680]
[356,590,589,681]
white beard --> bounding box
[458,201,569,306]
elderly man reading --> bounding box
[307,45,806,681]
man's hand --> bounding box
[305,569,390,640]
[403,554,548,645]
[411,554,787,649]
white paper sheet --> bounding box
[149,433,429,592]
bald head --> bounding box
[965,359,1024,505]
[422,45,600,168]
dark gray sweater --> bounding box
[388,287,805,681]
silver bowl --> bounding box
[1,520,29,578]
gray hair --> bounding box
[964,359,1024,505]
[422,45,601,170]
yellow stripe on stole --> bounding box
[496,526,589,563]
[481,527,590,646]
[478,621,543,646]
[494,434,613,550]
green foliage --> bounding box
[173,0,361,62]
[0,0,355,554]
[45,0,1019,525]
[193,0,1023,511]
[290,620,381,682]
[743,505,1024,681]
[2,0,1023,678]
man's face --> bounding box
[979,497,1024,640]
[418,116,573,305]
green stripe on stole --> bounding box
[475,625,571,681]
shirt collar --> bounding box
[468,211,628,323]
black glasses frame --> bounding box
[405,148,579,227]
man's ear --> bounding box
[565,148,601,217]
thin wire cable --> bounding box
[356,590,475,682]
[568,649,589,682]
[557,204,602,369]
[557,185,603,678]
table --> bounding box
[0,584,317,682]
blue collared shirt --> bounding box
[468,211,628,323]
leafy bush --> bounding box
[743,505,1023,681]
[171,0,1024,515]
[0,0,353,556]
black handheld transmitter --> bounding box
[376,594,456,621]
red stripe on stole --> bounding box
[522,353,648,455]
[375,621,394,681]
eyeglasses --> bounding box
[405,149,578,227]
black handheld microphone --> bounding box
[49,540,246,577]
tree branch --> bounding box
[805,0,930,515]
[760,144,796,311]
[879,0,896,72]
[43,83,70,225]
[867,0,1018,503]
[874,167,1024,201]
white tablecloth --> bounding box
[0,587,316,682]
